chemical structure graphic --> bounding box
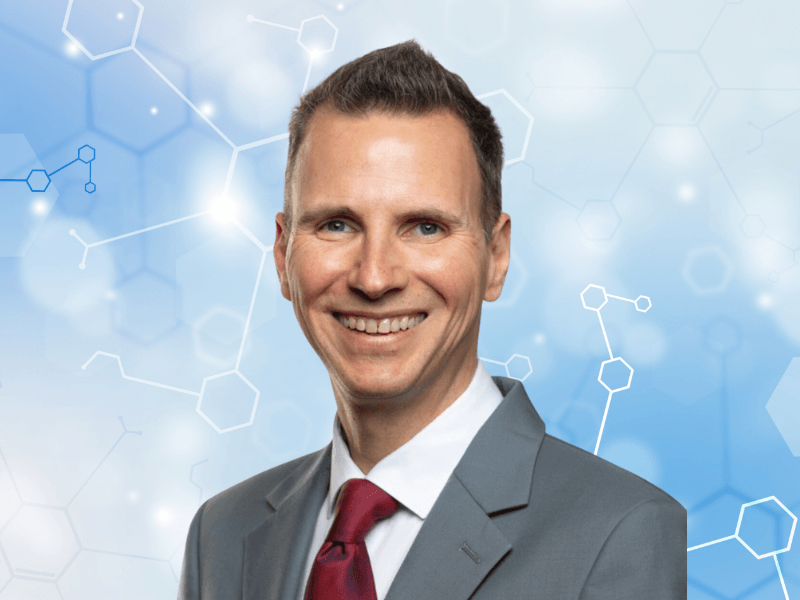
[687,496,797,600]
[65,3,532,434]
[479,354,533,382]
[0,145,96,193]
[580,284,652,456]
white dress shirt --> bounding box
[296,359,504,600]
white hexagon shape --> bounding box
[766,357,800,456]
[58,549,175,600]
[653,325,722,405]
[0,506,79,578]
[636,54,715,124]
[577,200,621,240]
[0,135,59,257]
[598,357,633,393]
[682,246,733,296]
[444,0,510,57]
[740,214,765,238]
[296,15,338,56]
[197,371,260,433]
[112,271,178,344]
[635,295,652,312]
[476,89,533,166]
[735,497,797,559]
[63,0,143,60]
[506,354,533,382]
[581,284,608,311]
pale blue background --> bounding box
[1,0,800,598]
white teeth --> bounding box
[337,313,426,335]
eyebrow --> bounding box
[296,205,465,228]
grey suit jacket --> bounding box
[177,376,687,600]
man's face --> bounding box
[274,107,509,405]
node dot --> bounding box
[79,263,86,270]
[246,14,254,21]
[69,229,76,235]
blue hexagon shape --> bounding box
[735,497,797,559]
[598,357,633,393]
[577,201,621,240]
[766,357,800,456]
[85,181,96,193]
[0,506,79,578]
[581,284,608,311]
[197,371,259,433]
[636,54,715,125]
[682,246,733,296]
[0,134,59,257]
[112,271,178,345]
[296,15,338,56]
[653,326,723,405]
[63,0,143,60]
[78,144,95,163]
[26,169,51,192]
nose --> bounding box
[348,226,408,299]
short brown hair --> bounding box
[282,39,504,243]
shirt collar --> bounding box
[328,359,504,520]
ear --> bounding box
[274,212,292,302]
[484,213,511,303]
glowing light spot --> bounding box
[106,290,117,301]
[533,332,546,345]
[757,293,774,310]
[65,42,79,57]
[338,3,345,9]
[201,103,215,116]
[209,196,237,223]
[31,199,49,215]
[150,106,158,115]
[155,508,172,524]
[117,12,124,20]
[128,491,139,502]
[678,184,695,202]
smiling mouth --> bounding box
[333,312,427,335]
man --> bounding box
[178,39,686,600]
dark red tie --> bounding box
[305,478,399,600]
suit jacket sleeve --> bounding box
[579,498,687,600]
[177,501,207,600]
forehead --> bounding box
[293,107,481,218]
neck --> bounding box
[333,354,478,474]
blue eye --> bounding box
[416,222,441,236]
[323,220,350,232]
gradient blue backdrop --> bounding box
[1,0,799,598]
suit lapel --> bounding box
[242,444,332,600]
[385,376,547,600]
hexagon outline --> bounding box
[479,353,533,382]
[682,246,733,296]
[734,496,797,559]
[26,169,51,192]
[598,357,634,393]
[635,295,652,312]
[62,0,145,61]
[296,15,339,56]
[581,284,608,312]
[197,370,260,434]
[77,145,96,164]
[476,89,533,166]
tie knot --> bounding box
[326,479,399,544]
